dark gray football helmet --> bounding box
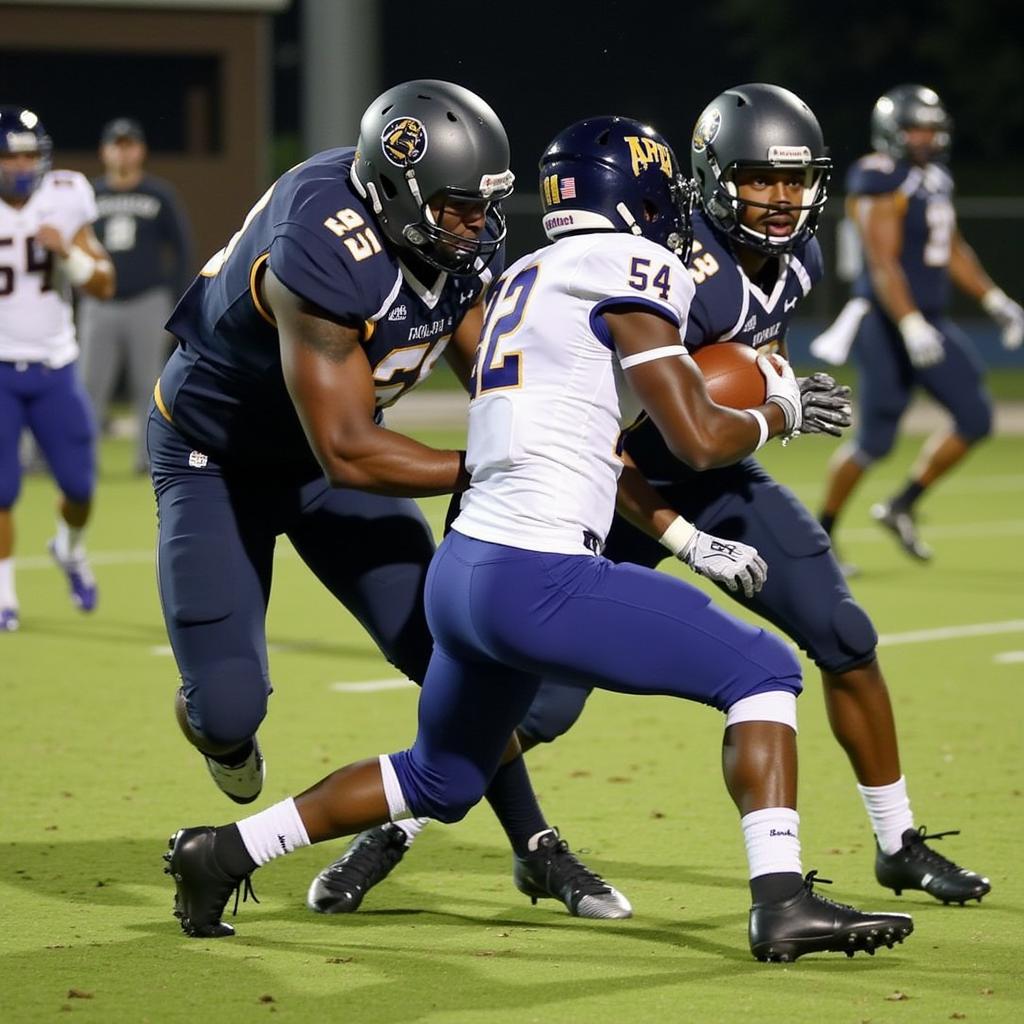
[690,83,831,255]
[351,80,514,275]
[871,84,952,163]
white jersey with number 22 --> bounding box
[455,232,694,556]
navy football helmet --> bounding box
[871,84,952,164]
[351,80,514,276]
[0,106,52,200]
[539,116,693,261]
[690,84,831,256]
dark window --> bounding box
[0,51,221,153]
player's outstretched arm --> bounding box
[857,193,943,367]
[268,269,469,497]
[606,308,794,470]
[35,223,115,300]
[949,232,1024,350]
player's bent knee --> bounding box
[518,682,592,743]
[389,749,488,824]
[183,657,270,748]
[955,403,993,443]
[818,598,878,673]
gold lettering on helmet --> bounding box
[625,136,673,179]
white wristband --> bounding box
[657,515,697,556]
[64,246,97,286]
[981,287,1007,314]
[745,408,769,451]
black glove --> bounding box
[443,491,463,537]
[797,372,853,437]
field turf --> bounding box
[2,421,1022,1023]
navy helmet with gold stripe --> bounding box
[539,115,694,262]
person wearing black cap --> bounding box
[78,118,193,473]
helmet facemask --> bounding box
[705,145,831,256]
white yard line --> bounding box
[878,620,1024,647]
[993,651,1024,664]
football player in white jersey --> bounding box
[163,116,913,962]
[0,107,114,631]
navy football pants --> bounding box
[0,361,96,508]
[389,531,802,824]
[854,308,992,459]
[519,458,877,744]
[148,410,435,748]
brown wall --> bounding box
[2,3,273,274]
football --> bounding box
[691,342,767,409]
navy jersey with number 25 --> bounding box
[159,147,500,469]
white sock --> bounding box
[236,797,311,867]
[0,558,16,607]
[394,817,430,843]
[742,807,802,879]
[55,520,86,561]
[858,776,914,855]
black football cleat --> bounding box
[749,871,913,962]
[870,502,933,561]
[513,828,632,919]
[876,826,991,905]
[163,826,258,938]
[307,823,410,914]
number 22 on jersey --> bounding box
[473,263,539,397]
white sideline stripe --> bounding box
[842,518,1024,543]
[330,679,414,693]
[993,651,1024,664]
[878,620,1024,647]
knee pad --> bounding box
[820,598,878,673]
[519,682,591,743]
[721,631,803,711]
[182,656,270,749]
[856,416,899,462]
[954,400,993,443]
[390,748,488,824]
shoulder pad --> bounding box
[571,233,693,328]
[846,153,907,196]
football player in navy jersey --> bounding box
[814,84,1023,561]
[511,85,989,907]
[164,114,915,962]
[151,80,628,920]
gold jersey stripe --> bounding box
[249,252,276,326]
[153,378,173,424]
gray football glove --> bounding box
[679,531,768,598]
[798,372,853,437]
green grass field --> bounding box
[2,421,1022,1023]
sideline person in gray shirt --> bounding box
[78,118,192,473]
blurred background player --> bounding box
[151,79,628,919]
[78,118,193,475]
[0,106,114,632]
[813,84,1024,563]
[164,115,914,963]
[333,84,991,911]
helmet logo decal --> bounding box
[691,108,722,153]
[624,136,673,178]
[381,116,428,167]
